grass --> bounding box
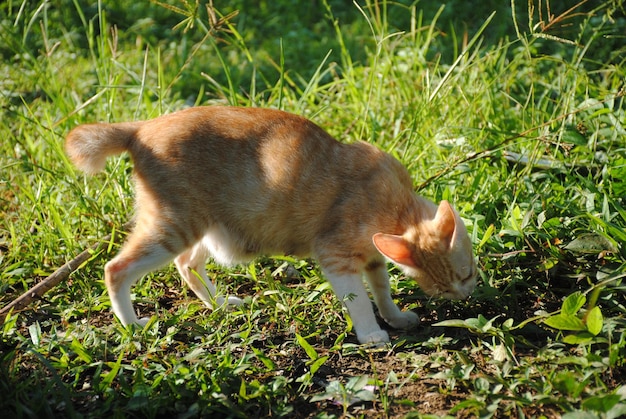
[1,0,626,417]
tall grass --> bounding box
[1,0,626,417]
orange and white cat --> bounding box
[65,106,477,344]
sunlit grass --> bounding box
[1,0,625,417]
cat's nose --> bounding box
[447,277,476,299]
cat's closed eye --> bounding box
[461,268,477,283]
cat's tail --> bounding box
[65,121,144,174]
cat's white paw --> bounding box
[225,296,244,306]
[359,330,390,345]
[384,310,420,329]
[136,317,151,327]
[215,295,244,307]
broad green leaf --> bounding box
[553,371,587,398]
[477,223,494,250]
[353,388,376,402]
[562,292,586,316]
[100,351,124,389]
[252,347,276,370]
[28,322,42,347]
[491,343,508,362]
[435,315,499,334]
[582,394,621,413]
[589,107,613,119]
[477,315,494,332]
[309,393,327,403]
[184,347,206,362]
[539,257,559,272]
[450,399,484,414]
[347,375,370,392]
[561,412,600,419]
[309,356,329,375]
[585,306,603,336]
[502,318,514,329]
[387,370,399,384]
[544,314,586,331]
[296,333,318,360]
[609,157,626,179]
[561,126,587,145]
[565,233,618,254]
[563,333,594,345]
[465,317,484,330]
[70,339,93,363]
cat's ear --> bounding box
[372,233,418,269]
[433,200,457,246]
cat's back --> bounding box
[130,106,409,191]
[129,106,344,183]
[132,106,330,154]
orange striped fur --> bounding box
[66,106,477,344]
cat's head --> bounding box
[373,200,477,299]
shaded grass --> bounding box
[1,0,626,417]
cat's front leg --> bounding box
[364,260,419,330]
[322,269,390,345]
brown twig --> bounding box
[537,0,590,34]
[0,224,129,324]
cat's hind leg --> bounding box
[174,241,243,308]
[104,227,179,327]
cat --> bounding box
[65,106,477,344]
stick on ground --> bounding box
[0,225,128,324]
